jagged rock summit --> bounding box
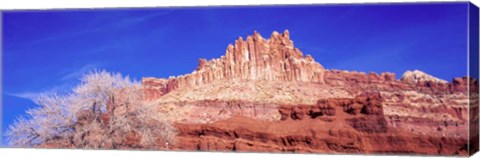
[192,30,325,83]
[142,30,452,101]
[143,30,326,99]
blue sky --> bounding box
[1,2,469,146]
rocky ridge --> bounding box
[140,30,478,156]
[143,31,468,102]
[143,30,325,100]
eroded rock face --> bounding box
[143,30,325,100]
[137,30,476,156]
[170,93,467,155]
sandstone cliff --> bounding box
[143,30,325,100]
[139,30,477,156]
[142,31,469,102]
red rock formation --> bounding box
[143,30,325,100]
[136,30,476,156]
[170,93,468,155]
[34,31,477,156]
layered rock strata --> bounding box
[141,30,477,156]
[170,93,468,155]
[143,30,325,100]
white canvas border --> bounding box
[0,0,479,158]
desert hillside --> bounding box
[140,30,478,156]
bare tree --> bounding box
[5,116,41,147]
[6,94,75,147]
[5,70,176,149]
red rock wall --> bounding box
[143,30,325,100]
[142,31,473,101]
[170,92,469,155]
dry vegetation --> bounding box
[5,70,176,149]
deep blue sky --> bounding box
[1,2,469,146]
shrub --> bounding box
[5,70,176,149]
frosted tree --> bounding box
[5,116,41,147]
[5,70,175,149]
[6,94,75,147]
[72,70,134,114]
